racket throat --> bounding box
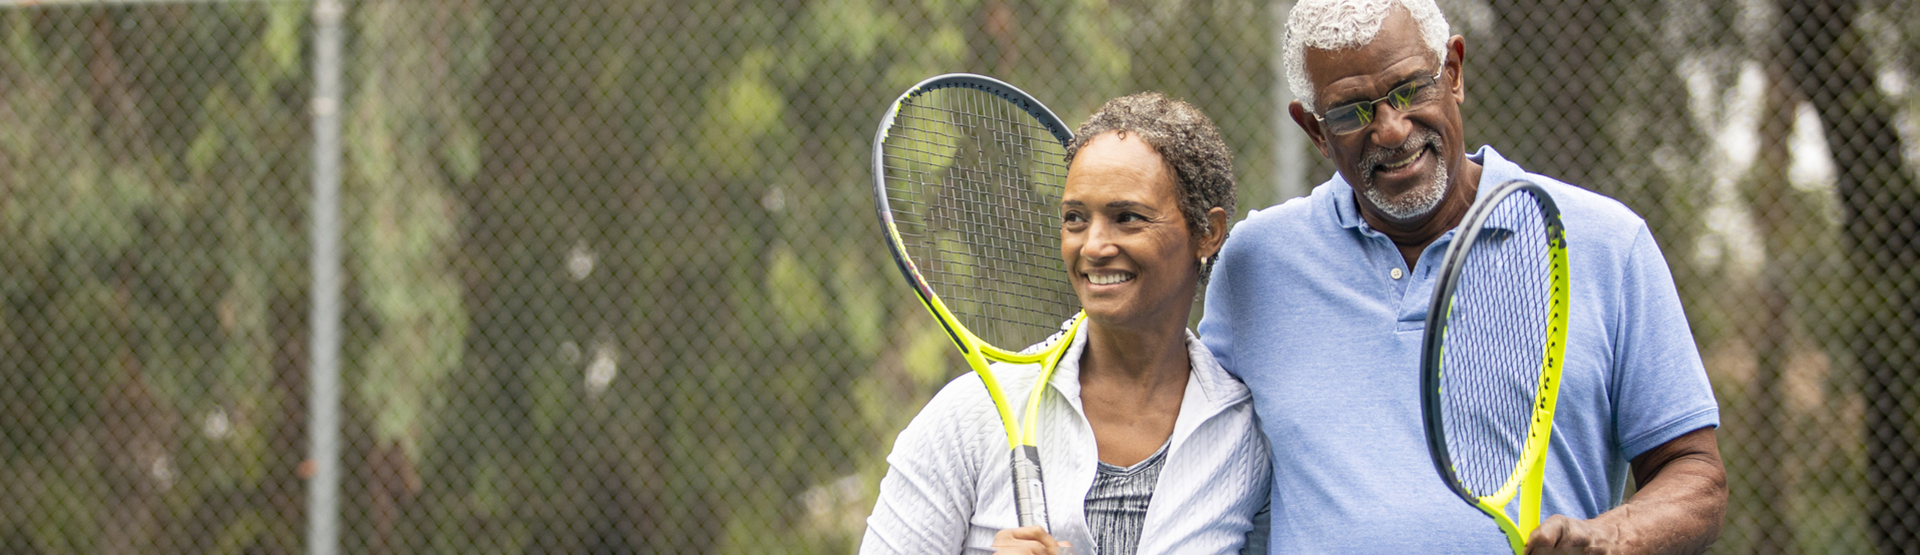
[1517,446,1549,535]
[1010,445,1051,530]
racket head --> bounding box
[872,74,1082,531]
[871,73,1078,356]
[1419,179,1571,545]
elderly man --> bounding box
[1198,0,1727,552]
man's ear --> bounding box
[1288,100,1331,158]
[1446,35,1467,103]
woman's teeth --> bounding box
[1089,273,1133,285]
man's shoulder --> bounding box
[1235,194,1316,231]
[1526,179,1656,259]
[1229,183,1344,241]
[1534,178,1641,224]
[1480,149,1651,250]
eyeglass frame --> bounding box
[1309,64,1450,136]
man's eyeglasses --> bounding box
[1312,66,1447,136]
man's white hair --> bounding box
[1284,0,1451,111]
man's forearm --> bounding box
[1600,427,1728,554]
[1595,439,1727,554]
[1527,427,1727,554]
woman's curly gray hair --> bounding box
[1064,91,1237,283]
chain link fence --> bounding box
[1,0,1915,553]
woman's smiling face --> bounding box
[1060,131,1206,332]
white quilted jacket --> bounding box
[861,329,1272,555]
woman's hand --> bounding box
[991,526,1074,555]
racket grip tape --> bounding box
[1011,445,1050,530]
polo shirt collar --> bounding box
[1325,145,1520,231]
[1465,146,1531,232]
[1327,174,1366,230]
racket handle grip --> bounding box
[1011,445,1050,530]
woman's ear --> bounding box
[1197,206,1230,261]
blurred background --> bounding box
[1,0,1915,553]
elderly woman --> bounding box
[861,92,1270,555]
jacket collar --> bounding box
[1044,324,1252,449]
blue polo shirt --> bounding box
[1199,146,1719,552]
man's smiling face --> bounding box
[1301,6,1468,228]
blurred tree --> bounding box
[1463,0,1713,275]
[1481,0,1610,188]
[339,0,487,552]
[1780,0,1920,552]
[1744,31,1804,554]
[0,4,310,554]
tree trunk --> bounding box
[1743,52,1802,555]
[472,0,672,550]
[260,291,308,555]
[1780,0,1920,552]
[365,441,419,555]
[99,258,174,555]
[1482,0,1608,188]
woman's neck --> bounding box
[1076,317,1193,467]
[1077,318,1191,389]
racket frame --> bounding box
[1419,179,1571,554]
[870,73,1084,531]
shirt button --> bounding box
[1391,268,1404,280]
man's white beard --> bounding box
[1363,157,1448,221]
[1360,129,1448,222]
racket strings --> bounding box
[881,87,1075,348]
[1440,191,1555,498]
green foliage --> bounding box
[0,0,1279,551]
[768,245,833,339]
[344,0,486,462]
[1,4,309,554]
[20,1,1901,553]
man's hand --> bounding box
[1527,513,1624,553]
[1523,427,1727,555]
[992,526,1073,555]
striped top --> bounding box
[1085,442,1170,555]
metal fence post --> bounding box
[1271,0,1308,201]
[306,0,346,553]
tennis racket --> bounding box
[870,73,1085,530]
[1420,179,1571,554]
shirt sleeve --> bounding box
[1199,222,1249,377]
[1611,225,1721,460]
[860,377,986,555]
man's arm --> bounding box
[1525,426,1727,554]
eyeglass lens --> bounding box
[1323,74,1439,135]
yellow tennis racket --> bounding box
[1421,179,1572,553]
[871,73,1084,530]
